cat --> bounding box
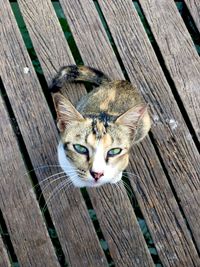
[50,65,151,187]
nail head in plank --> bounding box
[17,0,86,103]
[138,0,200,141]
[0,1,107,266]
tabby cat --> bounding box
[50,65,151,187]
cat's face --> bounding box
[53,93,149,187]
[58,118,130,187]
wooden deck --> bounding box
[0,0,200,266]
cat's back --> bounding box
[77,80,143,117]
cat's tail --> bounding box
[49,65,110,92]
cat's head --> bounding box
[53,93,150,187]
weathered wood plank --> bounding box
[0,236,11,267]
[128,141,200,267]
[17,0,85,102]
[54,1,200,266]
[58,0,200,266]
[58,0,123,79]
[17,0,154,266]
[98,0,200,255]
[89,185,155,267]
[138,0,200,142]
[0,95,60,267]
[0,1,107,266]
[184,0,200,32]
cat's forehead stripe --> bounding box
[86,132,113,148]
[91,118,106,139]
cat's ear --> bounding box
[115,104,149,142]
[116,105,147,128]
[53,93,84,132]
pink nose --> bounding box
[90,171,104,181]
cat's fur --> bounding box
[50,65,151,187]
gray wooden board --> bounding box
[0,236,11,267]
[97,0,200,254]
[17,0,155,266]
[88,184,154,267]
[17,0,86,102]
[57,0,200,266]
[0,96,60,267]
[184,0,200,32]
[0,1,108,266]
[59,0,123,80]
[138,0,200,142]
[128,140,200,267]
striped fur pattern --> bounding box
[51,65,151,187]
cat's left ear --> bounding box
[115,104,150,142]
[53,93,84,132]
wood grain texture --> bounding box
[89,184,155,267]
[98,0,200,255]
[128,140,200,267]
[59,0,123,80]
[17,0,85,102]
[0,96,60,267]
[57,1,155,266]
[138,0,200,142]
[0,1,107,266]
[59,0,200,266]
[1,0,199,266]
[184,0,200,32]
[17,0,155,266]
[0,236,11,267]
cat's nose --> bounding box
[90,170,104,181]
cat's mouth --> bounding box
[77,172,122,187]
[78,176,105,187]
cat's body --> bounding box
[51,65,151,187]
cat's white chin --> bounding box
[58,142,122,188]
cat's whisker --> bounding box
[25,170,77,204]
[56,181,75,205]
[123,171,140,179]
[24,164,63,176]
[112,182,125,203]
[42,179,71,213]
[120,180,136,206]
[22,173,66,204]
[38,174,70,204]
[45,173,79,195]
[36,171,65,185]
[42,174,79,213]
[35,169,84,187]
[30,169,84,200]
[118,182,134,205]
[122,174,139,182]
[113,182,121,192]
[30,170,76,194]
[24,164,83,177]
[49,65,151,188]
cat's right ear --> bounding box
[53,93,84,132]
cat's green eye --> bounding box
[73,144,88,155]
[107,148,122,157]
